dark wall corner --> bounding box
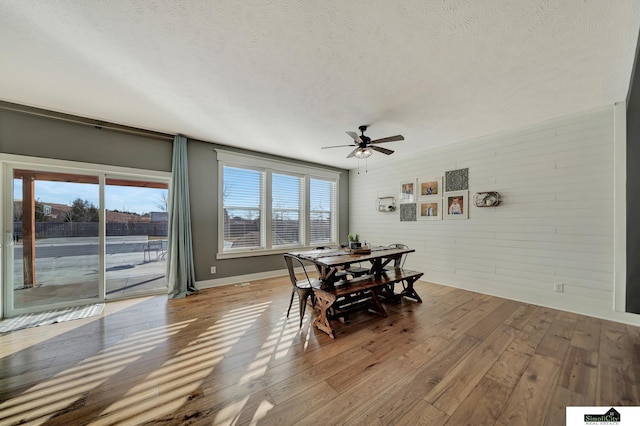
[626,30,640,313]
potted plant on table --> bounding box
[348,233,361,250]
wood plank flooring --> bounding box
[1,277,639,425]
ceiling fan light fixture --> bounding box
[354,147,372,159]
[321,125,403,159]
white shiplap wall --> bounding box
[349,106,631,322]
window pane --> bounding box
[12,170,100,311]
[272,173,301,246]
[104,180,168,297]
[310,178,335,244]
[223,166,263,250]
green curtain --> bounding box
[166,135,197,298]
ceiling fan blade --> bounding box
[371,145,394,155]
[321,144,355,149]
[370,135,404,144]
[346,148,360,158]
[346,131,363,143]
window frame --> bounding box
[216,149,339,259]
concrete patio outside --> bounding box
[11,236,166,309]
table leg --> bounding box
[312,288,337,338]
[316,264,340,285]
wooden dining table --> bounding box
[287,246,424,338]
[288,246,413,285]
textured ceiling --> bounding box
[1,1,639,169]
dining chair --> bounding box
[386,243,409,269]
[284,254,323,327]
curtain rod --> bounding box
[0,100,175,141]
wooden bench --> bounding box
[312,268,424,338]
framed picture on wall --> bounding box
[400,203,417,221]
[417,200,441,220]
[418,178,441,197]
[399,180,416,204]
[444,190,469,219]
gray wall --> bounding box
[188,139,350,281]
[0,108,349,282]
[0,109,172,171]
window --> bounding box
[272,173,303,247]
[217,150,339,257]
[222,166,264,250]
[310,178,335,245]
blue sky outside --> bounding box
[15,167,330,216]
[14,179,168,215]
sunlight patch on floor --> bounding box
[0,293,314,425]
[0,319,194,425]
[94,300,271,423]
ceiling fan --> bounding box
[322,125,404,159]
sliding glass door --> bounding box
[4,162,170,316]
[104,178,168,297]
[10,169,101,312]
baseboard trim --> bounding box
[196,269,289,289]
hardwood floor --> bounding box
[1,276,639,425]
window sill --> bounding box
[216,244,336,260]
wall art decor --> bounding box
[445,168,469,192]
[399,179,416,204]
[375,196,397,212]
[444,190,469,219]
[473,191,500,207]
[418,177,441,197]
[417,200,441,220]
[400,203,417,221]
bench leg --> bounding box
[378,283,401,304]
[368,289,387,317]
[312,289,337,338]
[398,277,422,303]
